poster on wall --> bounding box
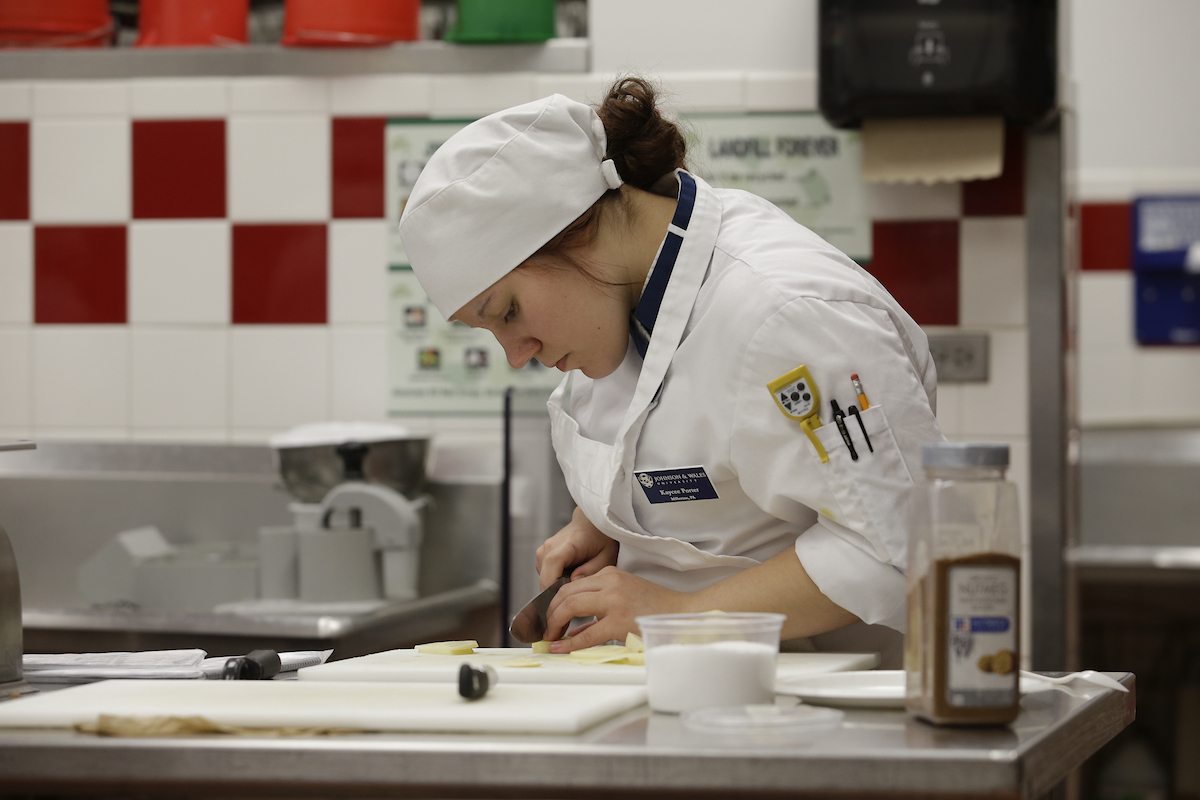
[385,113,868,417]
[684,113,870,262]
[385,120,565,417]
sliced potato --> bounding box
[502,657,543,668]
[415,639,478,655]
[568,644,632,662]
[624,632,644,653]
[622,652,645,666]
[531,640,552,654]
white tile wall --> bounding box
[931,379,965,438]
[229,78,329,114]
[430,74,537,119]
[0,223,32,323]
[867,182,962,221]
[1078,271,1134,348]
[329,221,388,324]
[328,75,432,117]
[33,326,130,430]
[32,81,129,117]
[959,218,1028,327]
[0,82,32,120]
[129,221,231,325]
[30,119,130,223]
[960,328,1030,437]
[658,72,746,114]
[131,328,229,430]
[589,0,815,74]
[131,78,229,119]
[745,72,818,113]
[227,114,330,222]
[230,326,330,434]
[0,328,32,433]
[330,325,388,422]
[1137,348,1200,422]
[532,73,617,106]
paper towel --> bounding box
[862,116,1005,184]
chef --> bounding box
[398,78,944,667]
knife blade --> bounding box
[508,572,570,644]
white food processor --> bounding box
[269,422,431,603]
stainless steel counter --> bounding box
[0,674,1134,799]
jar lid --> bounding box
[922,442,1009,468]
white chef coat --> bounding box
[547,171,943,661]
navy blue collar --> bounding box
[629,172,697,359]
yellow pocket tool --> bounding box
[767,365,828,463]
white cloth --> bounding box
[551,173,943,642]
[398,94,622,318]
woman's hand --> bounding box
[535,507,619,591]
[542,566,689,652]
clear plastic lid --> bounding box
[681,704,845,737]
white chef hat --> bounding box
[398,94,624,319]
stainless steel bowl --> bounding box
[276,437,430,503]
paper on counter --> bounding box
[862,116,1005,184]
[23,649,206,670]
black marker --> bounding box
[829,399,858,461]
[848,405,873,453]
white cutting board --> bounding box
[299,648,879,686]
[0,679,647,735]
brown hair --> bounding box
[522,76,688,285]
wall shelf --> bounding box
[0,38,588,80]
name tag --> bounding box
[634,466,719,504]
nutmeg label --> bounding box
[944,564,1018,708]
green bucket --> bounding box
[445,0,556,43]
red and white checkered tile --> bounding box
[1,72,1037,448]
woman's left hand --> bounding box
[542,566,690,653]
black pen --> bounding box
[848,405,873,452]
[829,399,858,461]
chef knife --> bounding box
[508,570,571,644]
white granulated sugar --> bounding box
[645,640,777,713]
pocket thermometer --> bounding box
[767,365,828,463]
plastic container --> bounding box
[135,0,248,47]
[636,612,785,714]
[0,0,112,48]
[281,0,419,47]
[905,442,1022,726]
[445,0,555,43]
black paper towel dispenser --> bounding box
[819,0,1057,129]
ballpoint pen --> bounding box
[829,399,858,461]
[848,405,873,452]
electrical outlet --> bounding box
[927,332,989,383]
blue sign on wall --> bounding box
[1134,196,1200,345]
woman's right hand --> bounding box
[535,507,619,590]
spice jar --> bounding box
[905,442,1021,725]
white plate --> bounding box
[777,670,908,708]
[777,671,1045,709]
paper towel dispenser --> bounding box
[819,0,1057,129]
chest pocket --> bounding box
[812,404,914,568]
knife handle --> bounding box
[222,649,282,680]
[458,663,497,700]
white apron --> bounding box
[546,172,758,589]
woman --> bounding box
[399,78,943,666]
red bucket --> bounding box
[136,0,248,47]
[0,0,112,48]
[281,0,420,47]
